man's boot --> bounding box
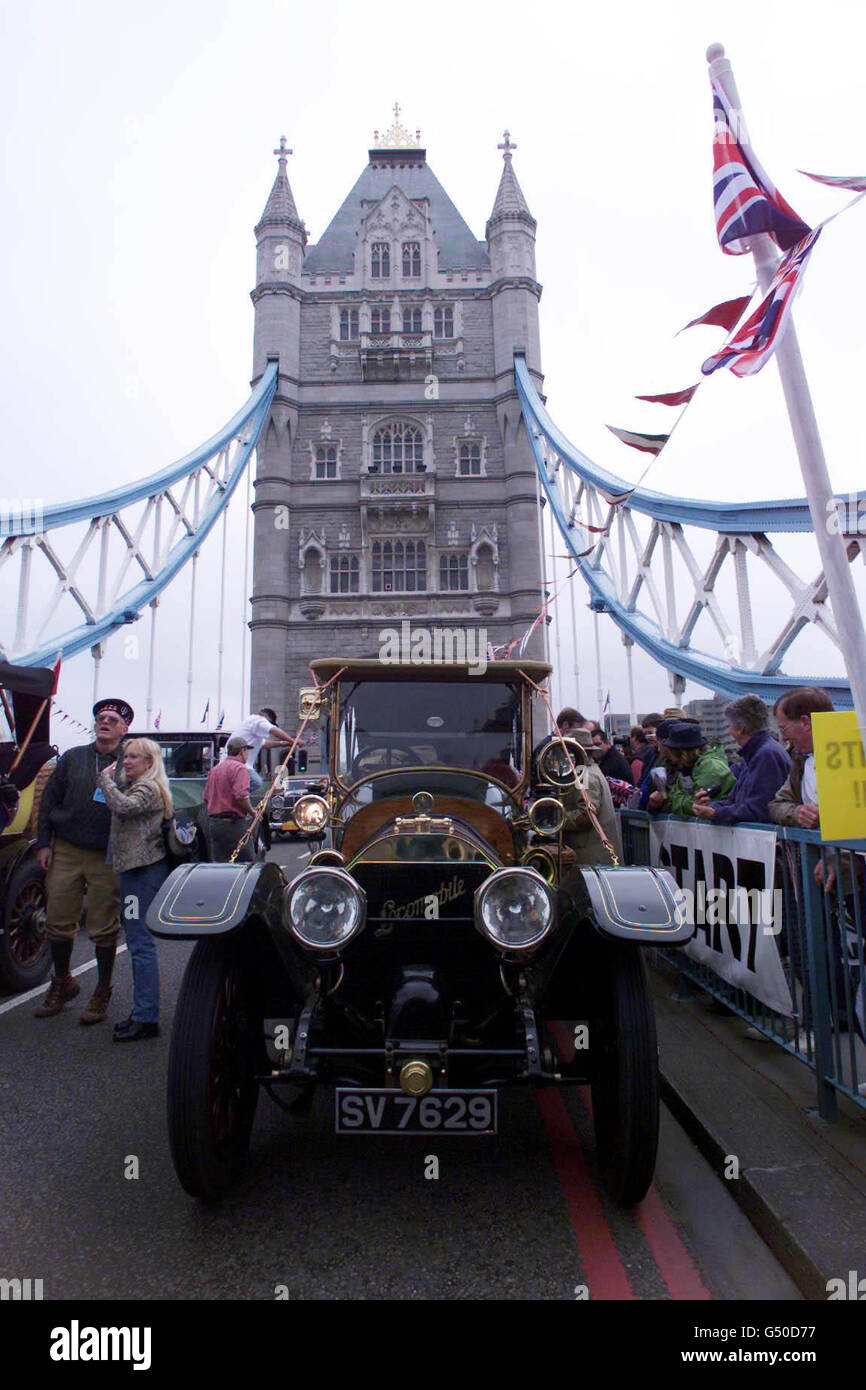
[34,974,80,1017]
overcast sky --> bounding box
[2,0,864,745]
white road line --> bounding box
[0,945,129,1016]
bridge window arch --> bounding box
[402,306,422,334]
[329,554,359,595]
[371,242,390,278]
[372,538,427,592]
[370,306,391,335]
[339,308,359,341]
[440,552,469,592]
[402,241,421,277]
[371,421,424,474]
[434,306,454,339]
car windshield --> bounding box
[336,679,523,786]
[153,739,215,778]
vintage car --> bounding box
[149,660,691,1204]
[0,661,57,991]
[129,729,266,859]
[269,774,328,841]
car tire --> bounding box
[590,941,659,1206]
[0,855,50,992]
[167,940,261,1200]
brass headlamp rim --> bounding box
[527,796,566,835]
[537,735,589,789]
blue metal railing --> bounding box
[620,809,866,1121]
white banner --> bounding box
[648,820,794,1017]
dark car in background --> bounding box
[150,660,691,1203]
[269,774,328,841]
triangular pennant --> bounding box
[680,295,752,334]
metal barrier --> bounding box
[620,810,866,1121]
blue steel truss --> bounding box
[515,354,861,706]
[4,362,278,667]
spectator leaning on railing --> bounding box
[693,695,790,825]
[769,686,833,834]
[768,685,862,1043]
[665,721,736,818]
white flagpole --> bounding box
[708,44,866,751]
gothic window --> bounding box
[440,552,469,591]
[402,241,421,277]
[314,446,338,479]
[402,306,422,334]
[339,308,359,341]
[434,306,454,338]
[372,539,427,592]
[371,243,390,278]
[458,443,482,476]
[329,554,359,594]
[371,422,424,473]
[371,307,391,334]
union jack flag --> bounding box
[711,78,811,255]
[701,228,821,378]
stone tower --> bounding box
[249,114,545,728]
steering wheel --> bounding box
[350,746,419,779]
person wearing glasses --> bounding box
[34,698,133,1025]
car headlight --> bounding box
[536,737,588,789]
[475,868,554,953]
[285,868,366,952]
[293,794,328,833]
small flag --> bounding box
[215,710,225,730]
[799,170,866,193]
[603,691,611,712]
[606,426,669,456]
[680,295,753,334]
[153,710,161,730]
[634,385,699,407]
[711,78,811,255]
[200,699,210,724]
[50,653,62,694]
[701,228,821,379]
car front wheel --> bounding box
[167,941,261,1200]
[0,856,50,991]
[590,941,659,1206]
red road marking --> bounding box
[544,1024,712,1300]
[535,1088,636,1300]
[634,1188,713,1300]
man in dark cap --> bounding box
[665,721,735,818]
[34,698,132,1022]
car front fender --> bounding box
[579,865,693,945]
[147,860,285,939]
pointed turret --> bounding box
[486,132,536,232]
[255,136,305,233]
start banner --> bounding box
[648,819,794,1016]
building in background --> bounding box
[248,114,546,726]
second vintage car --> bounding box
[149,659,691,1204]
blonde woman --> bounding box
[99,738,172,1042]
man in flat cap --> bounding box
[34,698,133,1022]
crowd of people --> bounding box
[33,698,291,1041]
[550,688,839,837]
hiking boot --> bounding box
[80,983,112,1025]
[34,973,80,1017]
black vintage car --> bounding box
[149,660,691,1203]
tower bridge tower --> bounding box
[249,113,546,723]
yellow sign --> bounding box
[812,711,866,840]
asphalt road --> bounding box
[0,839,802,1302]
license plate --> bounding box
[335,1088,497,1135]
[281,819,297,831]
